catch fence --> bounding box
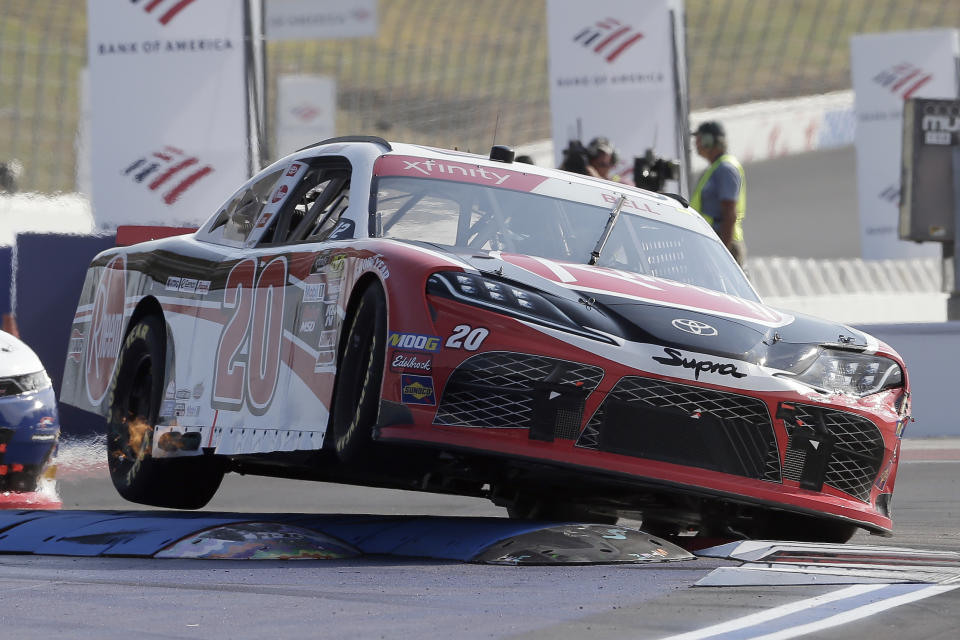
[1,0,958,193]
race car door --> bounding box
[203,157,354,455]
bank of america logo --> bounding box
[123,146,214,205]
[131,0,197,26]
[573,18,643,63]
[879,184,900,204]
[872,63,932,100]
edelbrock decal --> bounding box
[390,351,433,373]
[652,347,747,380]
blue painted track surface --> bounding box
[0,510,691,563]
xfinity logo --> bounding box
[400,160,511,185]
[872,62,932,100]
[573,17,643,63]
[671,319,717,336]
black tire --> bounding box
[107,314,223,509]
[330,284,388,463]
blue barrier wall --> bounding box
[0,246,10,317]
[15,233,115,434]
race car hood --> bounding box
[422,244,875,373]
[0,330,45,377]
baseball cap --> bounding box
[692,121,725,138]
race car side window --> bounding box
[259,159,352,246]
[205,169,283,244]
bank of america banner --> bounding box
[276,75,336,158]
[87,0,253,229]
[547,0,688,193]
[265,0,377,41]
[851,29,960,260]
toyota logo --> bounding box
[671,319,717,336]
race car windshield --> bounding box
[374,176,756,300]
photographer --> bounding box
[561,137,621,181]
[690,121,746,266]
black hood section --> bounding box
[414,242,871,372]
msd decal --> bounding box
[573,17,643,63]
[122,145,214,205]
[375,155,548,192]
[85,255,127,406]
[872,62,932,100]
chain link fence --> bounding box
[2,0,958,193]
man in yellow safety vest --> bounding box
[690,121,746,266]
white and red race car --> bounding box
[60,137,909,541]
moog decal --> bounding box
[388,332,441,352]
[652,347,747,380]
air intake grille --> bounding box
[577,376,781,483]
[783,404,884,502]
[434,351,603,433]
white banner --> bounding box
[275,75,337,158]
[547,0,688,193]
[265,0,377,41]
[851,29,960,259]
[87,0,253,229]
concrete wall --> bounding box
[857,322,959,437]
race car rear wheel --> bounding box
[107,314,223,509]
[330,283,387,464]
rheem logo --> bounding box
[85,255,127,406]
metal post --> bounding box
[949,146,960,321]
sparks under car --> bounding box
[60,136,909,541]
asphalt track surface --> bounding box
[0,438,951,639]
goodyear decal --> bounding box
[388,332,441,353]
[401,374,436,405]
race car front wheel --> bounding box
[107,314,223,509]
[330,283,387,464]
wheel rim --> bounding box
[109,350,155,477]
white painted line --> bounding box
[659,583,958,640]
[748,584,959,640]
[657,585,885,640]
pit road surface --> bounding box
[0,439,955,639]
